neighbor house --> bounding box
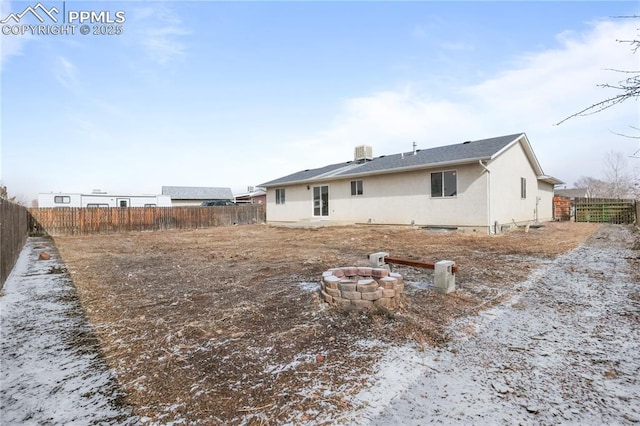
[555,188,589,199]
[260,133,563,233]
[234,187,267,205]
[161,186,234,207]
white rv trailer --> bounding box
[38,191,172,208]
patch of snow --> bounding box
[298,281,320,292]
[346,225,640,424]
[265,352,318,375]
[404,280,433,295]
[1,238,137,424]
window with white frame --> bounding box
[520,177,527,199]
[275,188,285,204]
[431,170,457,197]
[54,195,71,204]
[350,180,363,196]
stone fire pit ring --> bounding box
[320,267,404,310]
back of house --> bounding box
[260,133,562,233]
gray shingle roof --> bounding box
[555,188,588,198]
[261,133,524,187]
[161,186,233,200]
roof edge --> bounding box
[538,175,564,185]
[260,156,492,187]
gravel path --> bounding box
[0,237,136,425]
[351,225,640,424]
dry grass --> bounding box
[55,221,600,424]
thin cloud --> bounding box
[412,15,446,40]
[140,26,190,64]
[465,20,638,126]
[54,56,77,89]
[0,34,30,69]
[132,4,190,65]
[0,1,33,69]
[281,19,638,186]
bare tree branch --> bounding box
[556,70,640,125]
[610,125,640,140]
[556,16,639,126]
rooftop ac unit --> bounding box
[354,145,373,162]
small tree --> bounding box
[575,151,638,198]
[603,151,634,198]
[573,176,608,197]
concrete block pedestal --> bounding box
[434,260,456,294]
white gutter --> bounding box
[479,160,493,233]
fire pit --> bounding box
[320,267,404,310]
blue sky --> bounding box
[1,1,638,203]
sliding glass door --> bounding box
[313,185,329,218]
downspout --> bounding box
[479,160,492,233]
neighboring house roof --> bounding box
[235,188,267,198]
[161,186,233,200]
[555,188,588,198]
[261,133,563,187]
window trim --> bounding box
[431,170,457,198]
[520,177,527,199]
[350,180,363,196]
[275,188,286,205]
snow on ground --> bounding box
[348,225,640,425]
[2,226,638,425]
[0,237,137,425]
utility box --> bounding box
[369,252,389,268]
[434,260,456,294]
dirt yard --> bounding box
[49,221,611,424]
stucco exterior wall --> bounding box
[264,136,559,232]
[487,142,544,226]
[266,162,490,229]
[536,181,555,222]
[265,186,312,222]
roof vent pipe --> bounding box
[412,142,417,155]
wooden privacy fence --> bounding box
[29,205,266,236]
[0,199,30,288]
[574,197,636,224]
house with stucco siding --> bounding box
[260,133,563,233]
